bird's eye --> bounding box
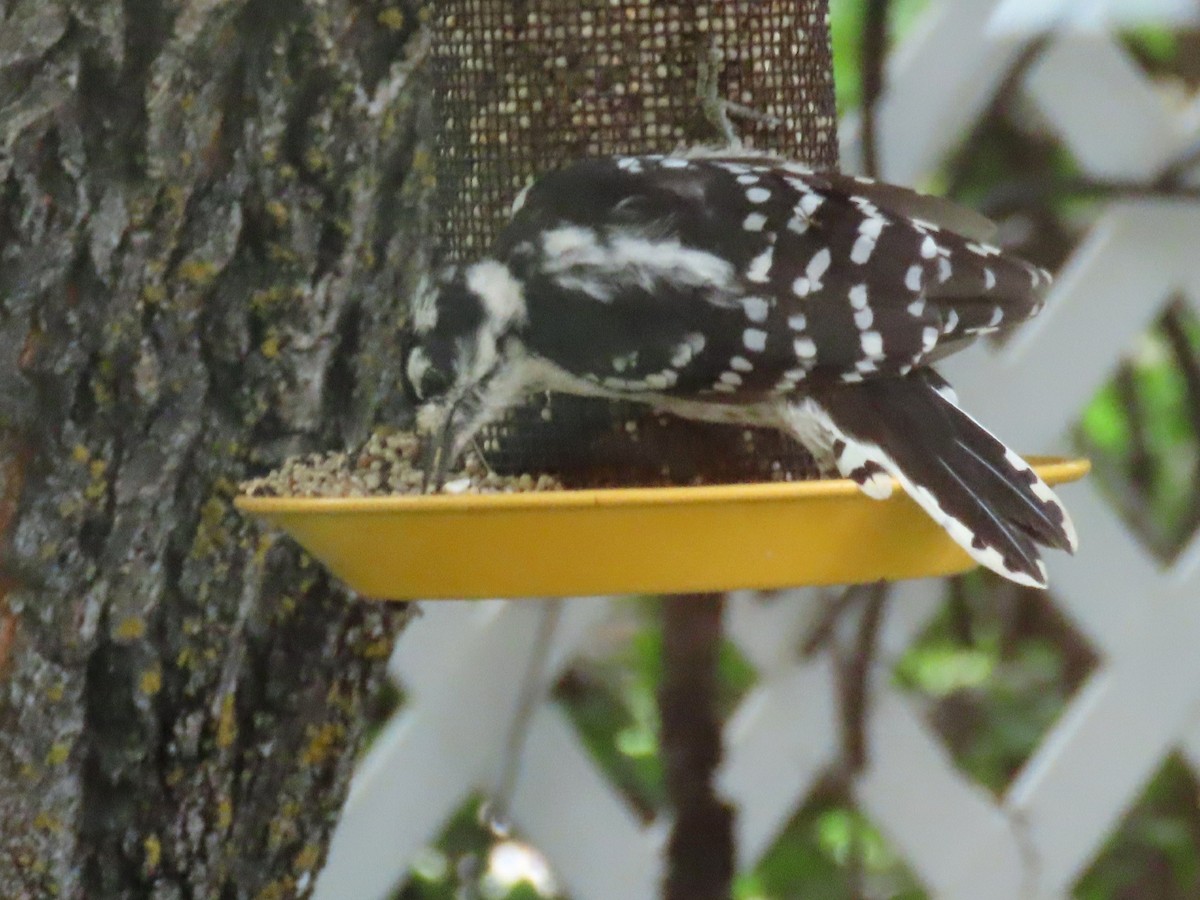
[406,347,452,401]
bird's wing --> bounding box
[814,171,999,243]
[496,155,1050,400]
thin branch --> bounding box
[800,588,861,658]
[947,576,976,648]
[800,583,889,774]
[978,175,1200,218]
[1155,136,1200,187]
[660,594,734,900]
[943,37,1051,199]
[483,599,563,832]
[835,583,889,776]
[1115,360,1155,497]
[859,0,891,178]
[820,584,888,900]
[1161,301,1200,451]
[1076,431,1163,553]
[1159,301,1200,536]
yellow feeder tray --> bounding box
[236,457,1089,600]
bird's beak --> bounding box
[418,396,463,494]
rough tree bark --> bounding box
[0,0,432,896]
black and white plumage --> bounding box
[406,152,1077,588]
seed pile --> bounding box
[241,430,564,498]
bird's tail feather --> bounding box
[799,371,1077,588]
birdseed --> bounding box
[241,430,564,498]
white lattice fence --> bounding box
[317,2,1200,897]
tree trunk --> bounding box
[0,0,432,896]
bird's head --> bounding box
[404,261,528,487]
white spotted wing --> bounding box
[495,154,1051,400]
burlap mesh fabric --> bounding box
[430,0,838,485]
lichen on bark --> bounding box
[0,0,434,896]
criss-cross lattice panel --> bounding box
[317,2,1200,898]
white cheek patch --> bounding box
[406,347,432,395]
[466,260,527,326]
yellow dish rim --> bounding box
[236,455,1089,514]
